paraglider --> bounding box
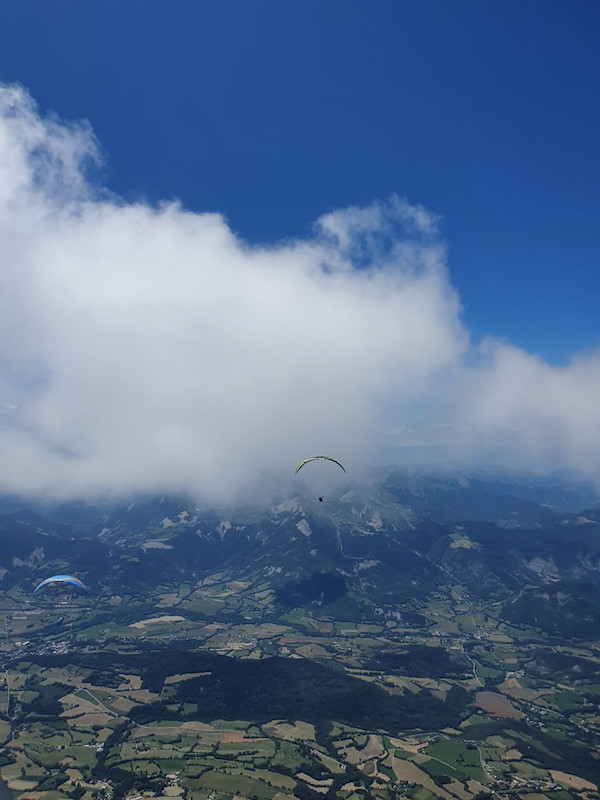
[295,457,347,503]
[33,575,88,595]
[56,616,65,626]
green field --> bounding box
[547,689,585,710]
[424,739,487,783]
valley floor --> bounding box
[1,572,599,800]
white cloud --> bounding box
[0,84,599,501]
[443,341,600,472]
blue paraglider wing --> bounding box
[33,575,88,595]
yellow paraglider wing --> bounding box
[294,456,347,474]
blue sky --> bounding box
[0,1,598,362]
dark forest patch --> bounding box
[371,645,472,678]
[275,571,347,607]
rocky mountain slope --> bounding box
[1,465,599,637]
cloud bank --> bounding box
[0,85,598,501]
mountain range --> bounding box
[2,464,600,639]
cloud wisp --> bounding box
[0,85,598,501]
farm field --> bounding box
[0,570,599,800]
